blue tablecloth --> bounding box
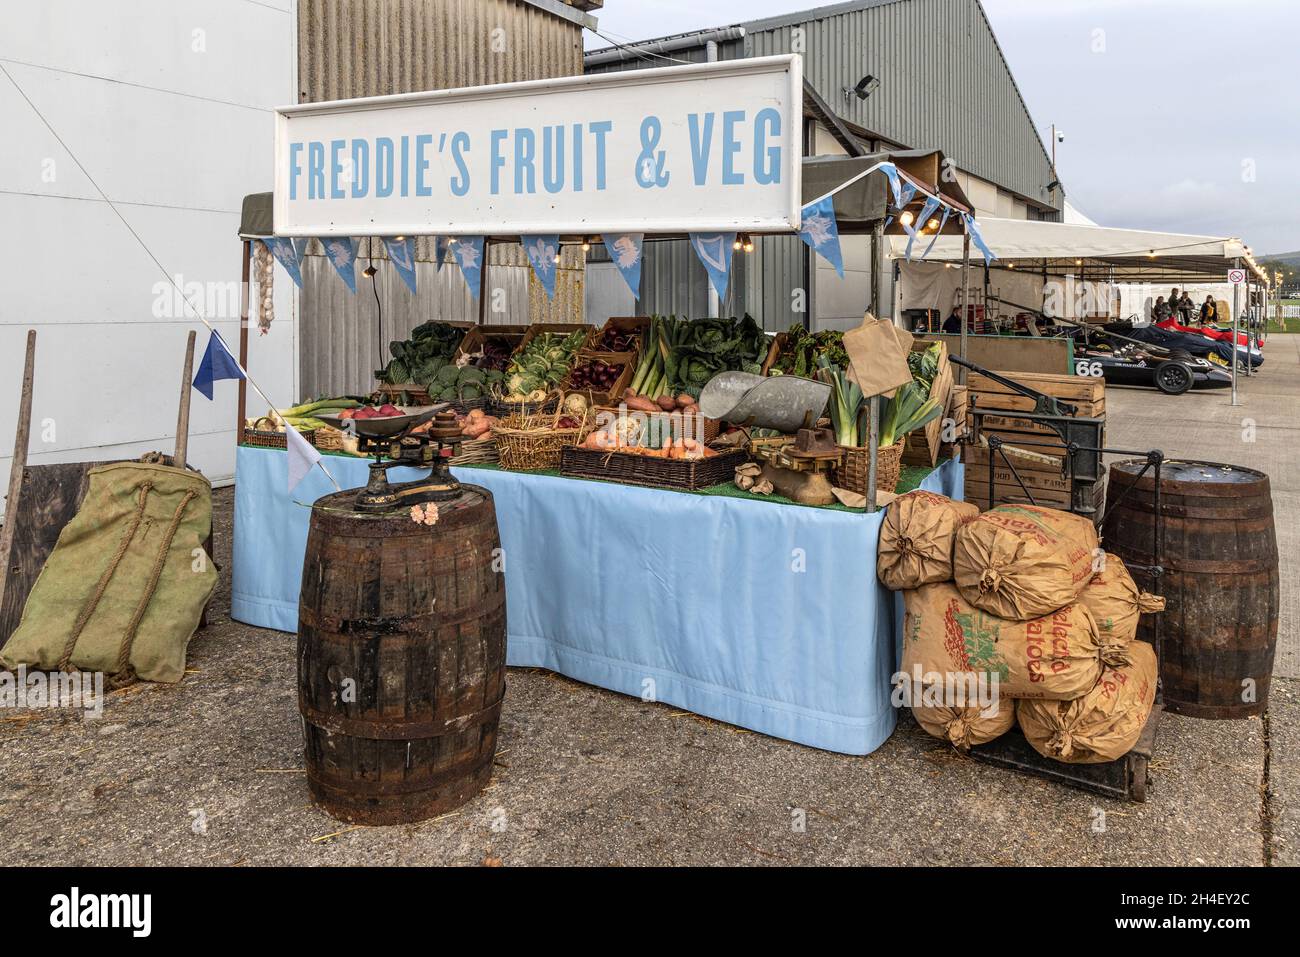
[231,445,962,755]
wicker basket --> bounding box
[491,410,592,472]
[450,435,499,466]
[835,439,905,495]
[560,446,747,491]
[313,426,346,452]
[242,427,309,450]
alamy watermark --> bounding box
[890,665,1001,718]
[0,666,104,719]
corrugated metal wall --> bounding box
[744,0,1055,210]
[296,0,587,397]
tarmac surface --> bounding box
[2,337,1296,866]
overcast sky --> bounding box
[586,0,1299,254]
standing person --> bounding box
[1200,295,1217,325]
[1179,291,1195,323]
[1153,295,1172,322]
[942,305,963,333]
[1168,289,1182,322]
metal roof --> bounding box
[586,0,1060,214]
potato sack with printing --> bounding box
[877,490,979,591]
[1017,641,1158,764]
[911,695,1016,751]
[953,504,1100,621]
[901,582,1104,700]
[1078,552,1166,660]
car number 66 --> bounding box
[1074,359,1104,377]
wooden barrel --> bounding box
[297,485,506,825]
[1103,460,1278,718]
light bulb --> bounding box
[900,211,915,226]
[927,218,940,231]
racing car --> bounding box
[1071,334,1233,394]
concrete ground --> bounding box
[2,339,1296,866]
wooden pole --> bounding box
[0,330,37,614]
[238,239,251,444]
[174,329,197,468]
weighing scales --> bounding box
[317,405,466,514]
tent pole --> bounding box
[238,239,251,445]
[1231,257,1241,406]
[958,232,971,385]
[866,220,883,513]
[478,238,491,325]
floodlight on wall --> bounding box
[843,74,880,101]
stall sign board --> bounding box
[1228,268,1246,285]
[274,56,803,237]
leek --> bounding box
[879,381,943,447]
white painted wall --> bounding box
[0,0,298,518]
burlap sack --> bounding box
[877,490,979,591]
[912,697,1015,750]
[953,504,1100,620]
[0,462,215,683]
[901,582,1103,700]
[1078,552,1166,660]
[1017,641,1158,764]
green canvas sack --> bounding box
[0,461,216,683]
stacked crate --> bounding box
[963,371,1105,513]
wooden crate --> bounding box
[966,369,1105,483]
[901,339,954,467]
[513,322,595,357]
[453,324,530,366]
[966,369,1106,405]
[595,316,650,354]
[965,481,1104,514]
[562,350,636,408]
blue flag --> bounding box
[799,196,843,278]
[880,162,903,209]
[451,236,485,297]
[963,213,997,264]
[523,235,561,299]
[383,236,417,293]
[905,196,941,262]
[689,232,736,301]
[192,330,245,400]
[261,237,303,288]
[602,234,644,299]
[321,237,359,293]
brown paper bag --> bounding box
[1017,641,1157,764]
[901,582,1103,700]
[912,697,1015,750]
[1078,552,1166,660]
[843,313,915,398]
[953,504,1100,621]
[877,490,979,591]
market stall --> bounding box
[222,55,993,787]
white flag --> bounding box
[286,424,321,493]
